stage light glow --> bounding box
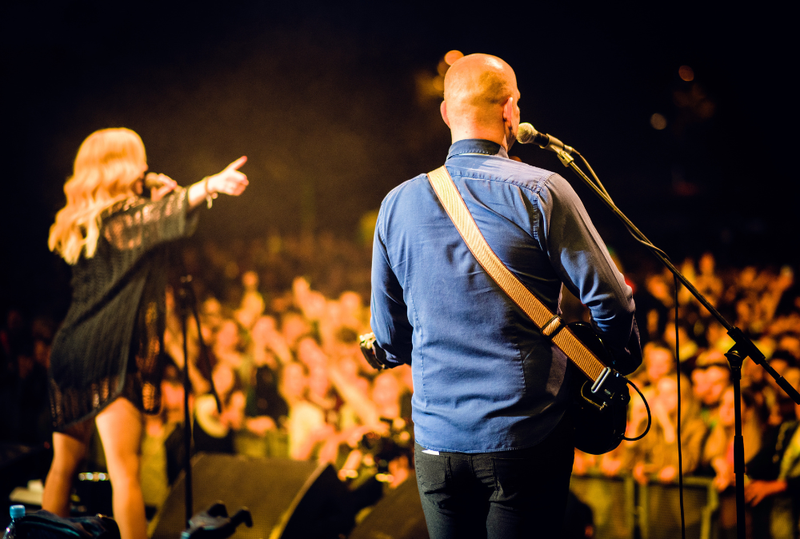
[444,50,464,66]
[414,71,444,100]
[650,113,667,130]
[679,65,694,81]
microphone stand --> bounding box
[176,274,223,528]
[164,224,251,539]
[545,145,800,539]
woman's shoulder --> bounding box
[101,196,143,220]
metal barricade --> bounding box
[570,473,719,539]
[638,476,719,539]
[570,473,636,539]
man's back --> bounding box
[371,139,636,453]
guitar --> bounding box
[564,322,630,455]
[360,323,632,455]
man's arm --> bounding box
[537,173,642,374]
[369,213,414,367]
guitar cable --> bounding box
[569,148,689,539]
[671,274,687,539]
[621,378,652,442]
[529,137,691,538]
[589,158,688,539]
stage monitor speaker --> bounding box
[150,452,349,539]
[348,473,428,539]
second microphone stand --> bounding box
[175,275,251,539]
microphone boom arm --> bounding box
[520,126,799,539]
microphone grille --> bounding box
[516,122,537,144]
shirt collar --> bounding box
[446,139,509,160]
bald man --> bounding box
[369,54,641,538]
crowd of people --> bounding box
[3,235,800,537]
[574,252,800,538]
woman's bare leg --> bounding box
[95,398,147,539]
[42,422,93,517]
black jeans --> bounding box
[414,413,574,539]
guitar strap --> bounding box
[426,165,609,387]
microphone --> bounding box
[516,123,574,155]
[144,172,168,190]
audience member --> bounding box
[746,378,800,539]
[701,387,763,537]
[632,374,707,484]
[692,349,732,431]
[193,363,245,454]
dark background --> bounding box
[2,1,795,320]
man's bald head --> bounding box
[441,53,520,148]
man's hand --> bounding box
[745,479,787,506]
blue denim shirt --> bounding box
[370,139,639,452]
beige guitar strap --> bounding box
[426,165,609,386]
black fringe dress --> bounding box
[49,188,198,431]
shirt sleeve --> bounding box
[369,205,414,367]
[102,187,199,255]
[536,173,642,373]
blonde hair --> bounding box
[48,128,147,264]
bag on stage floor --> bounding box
[9,511,119,539]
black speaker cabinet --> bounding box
[348,473,428,539]
[150,453,349,539]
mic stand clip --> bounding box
[181,502,253,539]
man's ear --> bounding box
[440,100,450,128]
[501,96,517,150]
[501,96,515,125]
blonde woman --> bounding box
[43,127,248,539]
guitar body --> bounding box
[567,322,630,455]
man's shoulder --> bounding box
[449,156,562,193]
[378,159,575,217]
[447,157,571,205]
[393,159,559,193]
[379,173,430,208]
[389,172,430,194]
